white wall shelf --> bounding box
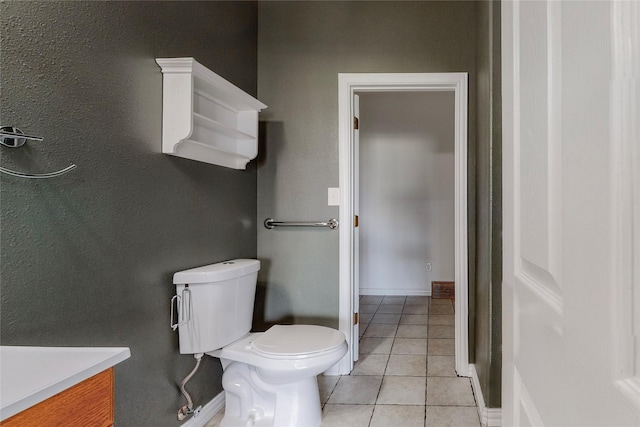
[156,58,267,169]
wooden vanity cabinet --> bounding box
[1,368,114,427]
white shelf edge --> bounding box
[172,139,254,170]
[192,113,256,140]
[156,57,266,169]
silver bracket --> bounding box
[0,126,44,148]
[171,287,192,331]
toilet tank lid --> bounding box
[173,259,260,284]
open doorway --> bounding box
[358,91,455,297]
[333,73,469,377]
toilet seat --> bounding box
[251,325,345,359]
[211,325,347,370]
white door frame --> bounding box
[335,73,469,376]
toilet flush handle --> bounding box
[171,286,192,331]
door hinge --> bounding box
[354,312,359,325]
[354,116,359,130]
[354,215,359,227]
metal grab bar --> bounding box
[264,218,339,230]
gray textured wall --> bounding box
[474,0,502,408]
[257,0,502,408]
[256,1,477,331]
[0,2,257,425]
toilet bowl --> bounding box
[173,259,347,427]
[211,325,347,427]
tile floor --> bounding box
[207,296,480,427]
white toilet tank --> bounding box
[173,259,260,354]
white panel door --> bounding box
[502,1,640,426]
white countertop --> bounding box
[0,346,131,421]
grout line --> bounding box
[373,299,391,407]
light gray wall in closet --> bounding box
[358,91,455,296]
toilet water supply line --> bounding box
[172,285,203,421]
[177,353,204,421]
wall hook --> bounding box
[0,126,44,147]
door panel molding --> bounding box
[514,368,545,427]
[610,0,640,409]
[517,261,562,319]
[515,0,564,308]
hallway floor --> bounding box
[207,296,480,427]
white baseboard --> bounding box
[469,364,502,427]
[181,391,225,427]
[360,288,431,296]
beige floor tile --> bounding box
[391,338,428,355]
[427,356,457,377]
[403,304,429,315]
[397,324,429,339]
[321,404,375,427]
[360,304,380,314]
[427,339,455,356]
[364,323,398,338]
[377,376,426,405]
[385,354,427,376]
[428,325,455,338]
[428,315,455,326]
[352,353,389,376]
[360,313,374,324]
[429,304,454,315]
[359,323,369,337]
[426,377,476,406]
[371,313,401,324]
[401,314,429,325]
[370,405,426,427]
[429,298,454,307]
[425,406,481,427]
[405,296,430,305]
[382,295,407,304]
[318,375,340,404]
[328,376,383,404]
[360,295,384,305]
[377,303,404,314]
[360,337,394,354]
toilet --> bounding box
[173,259,347,427]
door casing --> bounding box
[333,73,469,376]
